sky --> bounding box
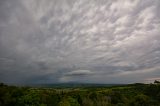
[0,0,160,84]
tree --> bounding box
[129,94,150,106]
[154,80,160,84]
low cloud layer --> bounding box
[65,70,93,76]
[0,0,160,84]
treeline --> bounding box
[0,83,160,106]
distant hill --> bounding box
[27,83,126,88]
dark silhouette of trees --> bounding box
[154,80,160,84]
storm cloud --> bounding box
[0,0,160,84]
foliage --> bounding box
[0,82,160,106]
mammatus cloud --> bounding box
[0,0,160,84]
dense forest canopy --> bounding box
[0,82,160,106]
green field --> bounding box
[0,83,160,106]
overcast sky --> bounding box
[0,0,160,84]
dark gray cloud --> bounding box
[0,0,160,84]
